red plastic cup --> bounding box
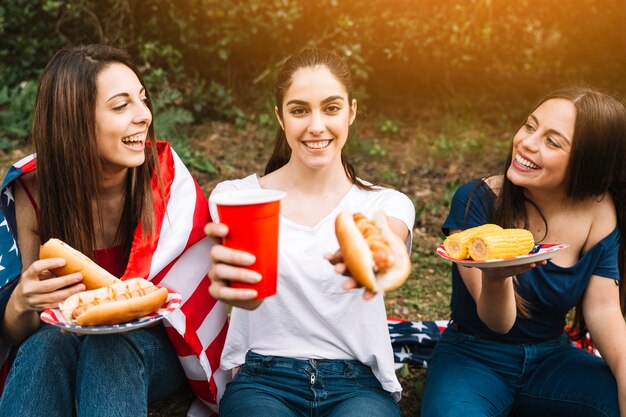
[210,189,286,299]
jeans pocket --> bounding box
[342,364,383,390]
[237,360,263,378]
[353,373,384,390]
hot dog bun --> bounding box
[335,211,411,294]
[59,278,168,326]
[39,238,120,290]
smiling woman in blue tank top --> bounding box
[421,86,626,417]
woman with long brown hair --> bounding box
[0,44,226,417]
[422,86,626,417]
[205,48,415,416]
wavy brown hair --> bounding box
[491,86,626,341]
[32,44,161,264]
[264,48,374,190]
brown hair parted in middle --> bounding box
[32,44,162,263]
[264,48,374,190]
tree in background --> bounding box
[2,0,625,148]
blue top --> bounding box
[443,179,620,342]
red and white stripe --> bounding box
[0,145,231,414]
[12,153,36,171]
[123,142,229,415]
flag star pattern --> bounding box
[388,317,600,371]
[0,143,229,416]
[387,317,447,370]
[3,188,14,206]
[8,240,17,256]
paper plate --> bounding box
[40,288,181,334]
[436,243,569,269]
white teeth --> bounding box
[515,154,540,169]
[303,140,330,149]
[122,133,145,143]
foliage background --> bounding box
[2,1,626,415]
[2,0,626,148]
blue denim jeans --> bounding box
[0,323,186,417]
[219,351,400,417]
[421,326,619,417]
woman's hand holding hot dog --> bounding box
[325,252,376,300]
[205,222,263,310]
[330,211,411,300]
[15,258,86,311]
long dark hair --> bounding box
[32,44,161,263]
[492,86,626,339]
[264,48,373,190]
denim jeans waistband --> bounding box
[245,350,372,375]
[448,321,571,345]
[450,322,520,343]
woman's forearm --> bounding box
[1,292,40,345]
[476,275,516,333]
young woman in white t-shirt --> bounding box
[205,48,415,417]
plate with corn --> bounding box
[437,223,568,268]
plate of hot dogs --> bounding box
[41,285,182,334]
[38,238,182,334]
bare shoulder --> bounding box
[586,193,617,246]
[14,172,40,269]
[14,172,38,233]
[14,171,37,204]
[258,170,279,189]
[482,175,503,195]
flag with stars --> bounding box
[0,153,37,390]
[387,317,448,369]
[0,154,35,312]
[387,318,599,370]
[0,143,230,416]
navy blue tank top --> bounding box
[443,179,620,342]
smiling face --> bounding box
[275,65,356,170]
[507,98,576,194]
[94,63,151,175]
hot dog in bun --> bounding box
[335,211,411,294]
[59,278,168,326]
[39,238,120,290]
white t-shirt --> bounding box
[208,174,415,401]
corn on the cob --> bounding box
[443,224,503,259]
[468,228,535,261]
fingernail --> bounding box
[248,272,262,282]
[242,253,256,264]
[243,290,258,299]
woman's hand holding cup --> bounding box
[205,222,264,310]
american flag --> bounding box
[387,318,599,370]
[0,142,229,416]
[387,317,447,369]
